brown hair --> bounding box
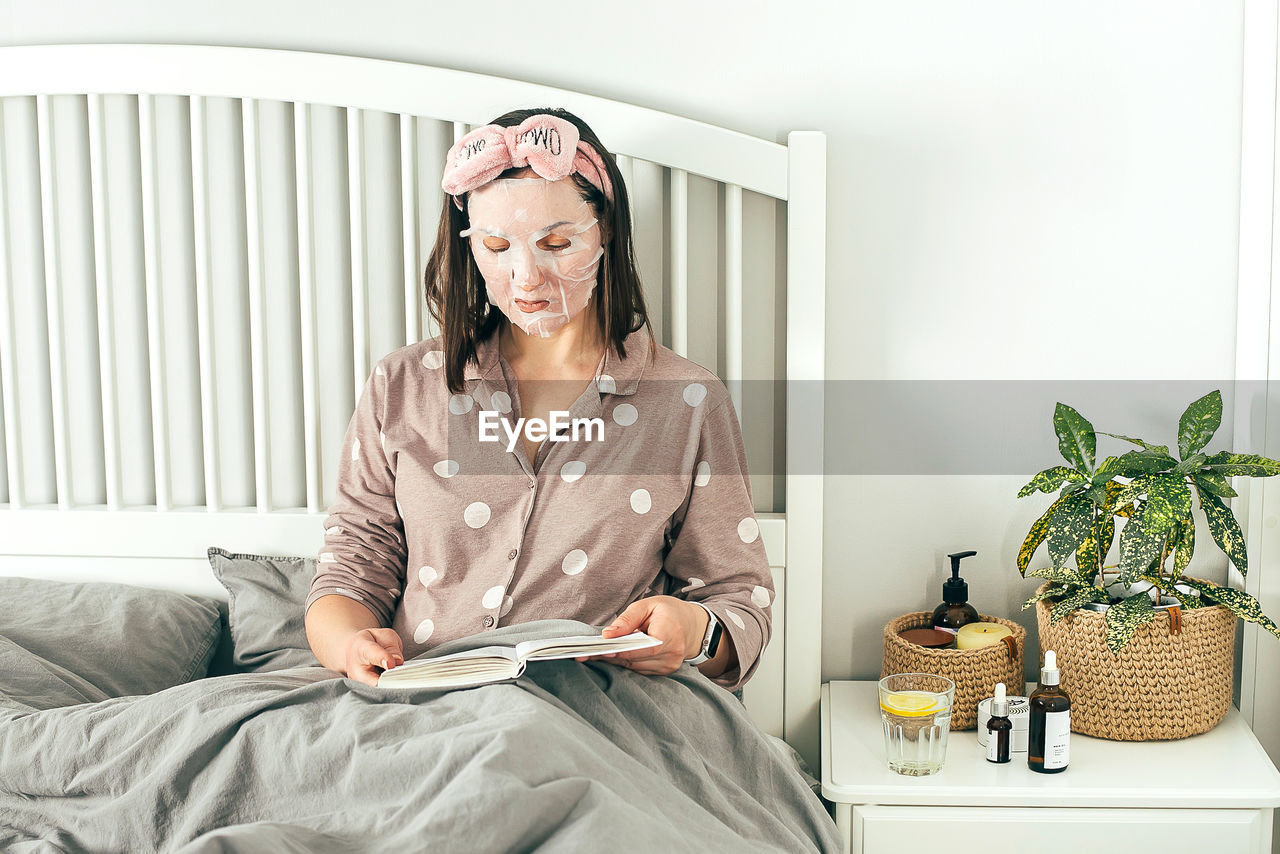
[423,107,653,393]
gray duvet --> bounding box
[0,618,841,853]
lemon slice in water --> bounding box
[880,690,944,716]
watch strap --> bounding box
[684,602,721,665]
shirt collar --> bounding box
[464,326,653,396]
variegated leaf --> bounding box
[1097,431,1171,456]
[1018,494,1067,576]
[1193,471,1238,499]
[1103,481,1135,518]
[1194,484,1248,575]
[1142,474,1192,535]
[1178,577,1280,641]
[1022,582,1070,610]
[1177,389,1222,460]
[1104,592,1156,654]
[1054,403,1096,473]
[1137,571,1205,610]
[1098,514,1117,566]
[1171,516,1194,580]
[1174,452,1207,475]
[1200,452,1280,478]
[1027,564,1086,584]
[1113,449,1178,478]
[1018,466,1085,498]
[1049,586,1110,623]
[1075,527,1100,579]
[1111,475,1154,512]
[1046,494,1094,569]
[1117,512,1166,583]
[1091,456,1119,483]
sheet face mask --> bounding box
[460,177,605,338]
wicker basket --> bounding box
[881,612,1026,730]
[1034,579,1236,741]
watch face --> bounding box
[706,618,723,657]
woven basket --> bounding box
[881,612,1025,730]
[1034,579,1236,741]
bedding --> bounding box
[207,546,322,672]
[0,576,222,702]
[0,617,842,853]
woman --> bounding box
[303,108,774,694]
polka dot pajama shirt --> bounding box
[305,329,775,692]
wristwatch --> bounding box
[684,602,723,665]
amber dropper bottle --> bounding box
[1028,650,1071,773]
[985,682,1012,764]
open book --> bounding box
[377,631,662,689]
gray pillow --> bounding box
[0,576,222,705]
[207,547,321,672]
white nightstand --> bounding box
[821,680,1280,854]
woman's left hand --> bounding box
[574,595,707,675]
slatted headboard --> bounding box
[0,44,826,768]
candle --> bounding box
[956,622,1012,650]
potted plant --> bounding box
[1017,389,1280,740]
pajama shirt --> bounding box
[305,327,774,691]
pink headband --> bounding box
[441,114,614,210]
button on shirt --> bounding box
[304,328,775,692]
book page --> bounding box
[378,647,522,689]
[516,631,661,662]
[378,661,521,689]
[381,645,518,674]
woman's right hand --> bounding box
[343,628,405,686]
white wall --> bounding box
[0,0,1247,681]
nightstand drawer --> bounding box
[853,806,1266,853]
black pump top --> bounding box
[944,550,977,604]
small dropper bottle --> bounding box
[1028,650,1071,773]
[985,682,1012,764]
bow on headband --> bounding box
[440,114,614,207]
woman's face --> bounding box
[462,177,604,338]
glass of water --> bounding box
[878,673,954,776]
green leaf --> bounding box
[1102,481,1136,518]
[1091,456,1119,483]
[1142,474,1192,535]
[1098,514,1117,565]
[1018,466,1085,498]
[1178,577,1280,641]
[1018,495,1067,576]
[1098,431,1171,457]
[1111,474,1155,511]
[1112,450,1179,478]
[1027,565,1087,584]
[1171,516,1194,580]
[1075,527,1101,580]
[1174,452,1207,475]
[1046,494,1095,569]
[1177,390,1223,460]
[1193,471,1238,499]
[1117,512,1167,582]
[1200,452,1280,478]
[1104,593,1156,654]
[1054,402,1096,474]
[1022,583,1070,610]
[1135,570,1205,609]
[1193,484,1248,576]
[1049,586,1110,623]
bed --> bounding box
[0,44,832,851]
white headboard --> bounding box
[0,44,826,768]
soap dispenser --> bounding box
[932,550,980,635]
